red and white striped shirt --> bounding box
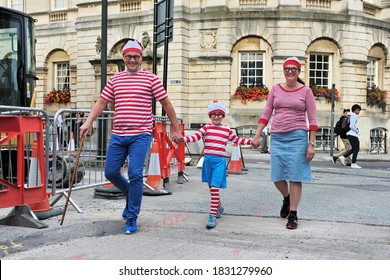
[183,124,252,157]
[100,70,167,136]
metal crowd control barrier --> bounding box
[1,106,188,220]
[50,111,187,208]
[49,109,114,212]
[0,106,52,228]
[0,106,112,218]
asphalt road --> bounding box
[1,149,389,260]
[1,149,390,280]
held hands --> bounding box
[251,135,261,148]
[173,137,184,144]
[171,130,184,144]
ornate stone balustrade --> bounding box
[306,0,331,9]
[120,1,142,13]
[49,12,67,22]
[363,2,379,16]
[239,0,267,6]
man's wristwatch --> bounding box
[309,141,315,146]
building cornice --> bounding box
[339,59,369,66]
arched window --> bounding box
[47,50,70,91]
[231,37,272,90]
[306,39,341,89]
[366,45,387,111]
[367,45,386,89]
[42,49,73,107]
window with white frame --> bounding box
[309,54,331,87]
[239,52,264,87]
[367,58,378,89]
[55,62,70,91]
[10,0,23,11]
[53,0,68,10]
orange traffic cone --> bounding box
[196,156,204,169]
[227,143,247,175]
[145,140,163,191]
[67,132,75,153]
[238,144,248,172]
[27,139,53,213]
[29,192,52,212]
[104,180,116,188]
[28,139,41,187]
[94,168,124,199]
[29,188,64,221]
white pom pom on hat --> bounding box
[207,100,226,117]
[122,39,143,55]
[283,56,301,69]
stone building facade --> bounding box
[2,0,390,152]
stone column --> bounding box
[339,59,368,106]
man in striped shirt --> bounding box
[181,101,253,229]
[80,39,181,234]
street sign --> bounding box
[155,0,174,48]
[152,0,174,116]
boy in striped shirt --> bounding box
[180,101,253,229]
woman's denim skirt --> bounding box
[270,130,312,183]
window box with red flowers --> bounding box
[366,86,387,110]
[44,89,71,105]
[232,85,269,104]
[310,85,340,102]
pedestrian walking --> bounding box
[69,112,84,147]
[332,109,352,165]
[252,57,318,230]
[57,114,69,148]
[179,100,253,229]
[80,39,181,234]
[260,126,269,153]
[338,104,362,169]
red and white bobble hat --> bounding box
[122,39,143,56]
[283,56,301,70]
[207,100,226,117]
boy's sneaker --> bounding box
[216,205,224,219]
[286,213,298,230]
[339,156,346,166]
[206,214,217,229]
[280,195,290,218]
[331,156,338,164]
[124,218,137,234]
[351,163,362,169]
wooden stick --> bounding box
[60,134,86,226]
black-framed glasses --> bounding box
[284,67,298,73]
[210,113,224,118]
[124,55,141,61]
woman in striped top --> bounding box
[252,57,318,230]
[181,101,253,229]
